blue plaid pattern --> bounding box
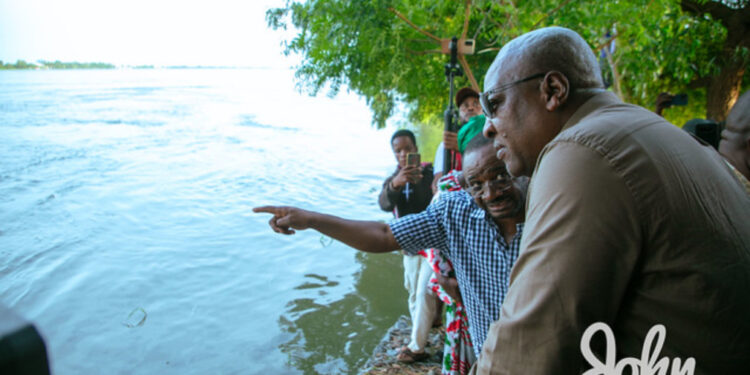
[389,190,523,357]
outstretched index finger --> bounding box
[253,206,280,214]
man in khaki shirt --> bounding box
[473,26,750,374]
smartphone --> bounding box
[407,153,421,167]
[670,93,688,106]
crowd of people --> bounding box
[254,26,750,375]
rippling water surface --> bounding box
[0,69,409,374]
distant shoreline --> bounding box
[0,60,256,70]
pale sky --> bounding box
[0,0,297,67]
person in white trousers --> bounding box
[377,129,438,362]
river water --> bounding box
[0,68,409,374]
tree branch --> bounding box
[461,0,472,41]
[680,0,734,25]
[595,32,620,52]
[405,49,444,55]
[388,7,442,42]
[472,7,487,41]
[459,54,480,92]
[532,0,574,29]
[480,3,505,30]
[473,3,510,47]
[408,38,443,44]
[476,47,501,54]
[503,3,516,37]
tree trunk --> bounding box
[705,58,745,122]
[681,0,749,122]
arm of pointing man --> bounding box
[253,206,401,253]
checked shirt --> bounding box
[389,190,523,357]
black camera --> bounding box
[682,118,723,149]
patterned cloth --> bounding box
[424,248,474,375]
[424,171,475,374]
[389,172,524,358]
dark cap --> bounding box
[455,87,479,107]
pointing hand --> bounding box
[253,206,312,235]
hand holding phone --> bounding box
[392,153,423,189]
[670,93,688,106]
[407,153,421,167]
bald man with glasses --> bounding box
[472,26,750,375]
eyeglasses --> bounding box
[480,72,546,118]
[467,174,513,197]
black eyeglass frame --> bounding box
[480,72,546,118]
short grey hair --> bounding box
[494,27,604,90]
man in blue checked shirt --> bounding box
[254,135,527,358]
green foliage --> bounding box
[0,60,116,70]
[39,60,116,69]
[0,59,38,69]
[611,6,728,126]
[267,0,486,128]
[268,0,748,128]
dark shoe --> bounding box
[396,346,430,363]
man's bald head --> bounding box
[488,26,604,91]
[481,27,605,177]
[719,90,750,180]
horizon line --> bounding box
[0,59,292,70]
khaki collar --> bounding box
[561,91,621,132]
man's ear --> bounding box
[458,171,468,189]
[540,71,569,112]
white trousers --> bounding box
[403,253,438,352]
